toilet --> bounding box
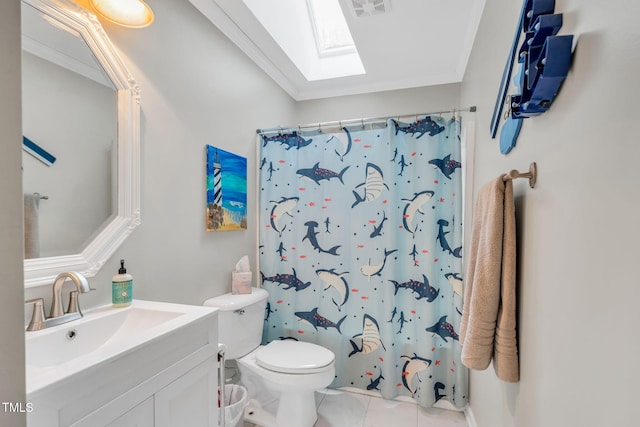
[204,287,335,427]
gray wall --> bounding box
[460,0,640,426]
[22,2,460,310]
[23,0,297,310]
[0,0,26,426]
[295,83,460,125]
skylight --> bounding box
[307,0,356,56]
[242,0,365,82]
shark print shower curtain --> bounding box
[259,116,467,409]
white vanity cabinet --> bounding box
[104,398,154,427]
[26,303,219,427]
[70,359,217,427]
[154,360,217,427]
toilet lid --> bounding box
[255,340,335,374]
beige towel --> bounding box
[459,176,519,382]
[24,193,40,259]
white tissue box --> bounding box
[231,272,252,294]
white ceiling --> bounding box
[188,0,486,101]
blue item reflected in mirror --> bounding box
[23,136,56,166]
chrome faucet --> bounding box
[26,271,94,331]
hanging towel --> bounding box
[24,193,40,259]
[459,176,519,382]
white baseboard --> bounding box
[464,404,478,427]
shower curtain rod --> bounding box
[255,106,477,135]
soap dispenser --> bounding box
[112,259,133,307]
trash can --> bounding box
[222,384,248,427]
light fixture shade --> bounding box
[90,0,154,28]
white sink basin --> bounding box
[25,299,218,396]
[27,304,180,367]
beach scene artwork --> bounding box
[206,145,247,231]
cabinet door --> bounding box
[71,396,154,427]
[104,397,154,427]
[154,360,217,427]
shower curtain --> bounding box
[258,116,467,409]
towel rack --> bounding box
[502,162,537,188]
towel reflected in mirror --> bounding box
[24,193,41,259]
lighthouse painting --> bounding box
[206,145,247,231]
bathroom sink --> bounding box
[25,299,218,396]
[26,303,180,367]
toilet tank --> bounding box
[203,287,268,359]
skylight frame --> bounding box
[306,0,357,58]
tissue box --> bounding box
[231,272,252,294]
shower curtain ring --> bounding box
[361,118,364,129]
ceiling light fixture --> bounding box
[90,0,154,28]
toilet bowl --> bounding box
[203,287,335,427]
[238,341,334,427]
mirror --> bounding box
[22,1,117,258]
[22,0,140,288]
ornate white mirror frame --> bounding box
[23,0,141,288]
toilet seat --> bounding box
[255,340,335,374]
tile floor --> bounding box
[243,388,468,427]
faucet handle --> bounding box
[26,298,45,331]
